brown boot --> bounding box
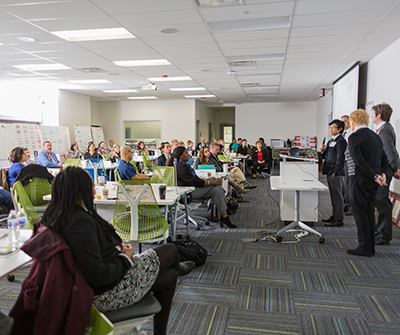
[230,179,249,194]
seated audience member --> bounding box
[106,139,114,152]
[231,138,241,151]
[259,137,268,150]
[167,146,236,228]
[39,166,180,335]
[107,144,121,163]
[117,146,151,181]
[8,147,29,186]
[156,142,171,166]
[67,143,82,159]
[218,140,230,155]
[23,148,35,165]
[187,140,194,152]
[229,138,236,151]
[98,141,110,156]
[195,137,206,152]
[83,142,101,160]
[0,186,13,213]
[179,141,185,147]
[36,141,62,168]
[237,139,249,156]
[165,139,180,166]
[135,141,149,155]
[251,140,268,178]
[193,146,210,170]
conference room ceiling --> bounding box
[1,0,400,105]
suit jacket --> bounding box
[208,153,223,172]
[377,122,399,174]
[251,148,268,162]
[156,154,169,166]
[348,127,388,180]
[320,135,347,176]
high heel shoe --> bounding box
[220,216,237,228]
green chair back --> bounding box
[111,184,169,242]
[63,158,81,168]
[150,166,175,186]
[115,168,122,182]
[23,177,52,206]
[129,161,138,170]
[102,154,110,160]
[217,154,230,162]
[141,152,153,172]
[11,181,41,229]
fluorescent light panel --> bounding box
[103,89,138,93]
[114,59,171,67]
[169,87,206,91]
[185,95,215,98]
[51,27,135,42]
[14,63,71,71]
[148,76,192,82]
[128,96,158,100]
[207,16,291,33]
[226,54,284,62]
[69,79,111,84]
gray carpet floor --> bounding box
[1,171,400,335]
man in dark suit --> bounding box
[372,103,400,245]
[195,137,206,152]
[347,109,388,257]
[319,119,347,227]
[156,142,171,166]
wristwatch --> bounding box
[373,174,379,180]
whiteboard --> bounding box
[91,126,105,146]
[74,126,93,153]
[41,125,71,155]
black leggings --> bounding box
[151,244,179,335]
[252,161,266,174]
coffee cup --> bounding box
[207,172,212,177]
[159,185,167,200]
[102,188,109,198]
[98,175,105,186]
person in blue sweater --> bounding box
[8,147,29,186]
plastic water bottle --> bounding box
[17,208,28,239]
[7,210,20,245]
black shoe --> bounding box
[375,239,390,245]
[322,216,334,223]
[325,220,343,227]
[177,261,195,276]
[343,205,350,212]
[220,216,237,228]
[345,209,353,216]
[347,248,374,257]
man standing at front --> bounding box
[36,141,62,168]
[372,103,400,245]
[320,119,347,227]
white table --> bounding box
[270,176,328,243]
[231,155,249,173]
[0,229,32,279]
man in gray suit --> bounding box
[372,103,400,245]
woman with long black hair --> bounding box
[41,166,179,335]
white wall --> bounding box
[95,99,196,146]
[367,37,400,192]
[236,102,317,145]
[58,90,91,143]
[195,101,215,143]
[316,91,333,146]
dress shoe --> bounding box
[237,196,250,203]
[177,261,195,276]
[375,239,390,245]
[343,205,350,212]
[345,208,353,216]
[347,248,374,257]
[220,216,237,228]
[324,220,343,227]
[243,181,257,189]
[322,216,334,223]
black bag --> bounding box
[168,237,208,266]
[227,196,239,215]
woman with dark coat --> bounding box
[251,140,268,178]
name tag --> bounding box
[329,141,337,147]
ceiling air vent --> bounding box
[228,61,256,67]
[77,67,106,73]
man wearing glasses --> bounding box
[319,119,347,227]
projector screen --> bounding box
[332,64,359,120]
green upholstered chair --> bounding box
[23,177,52,207]
[63,158,81,168]
[150,166,175,186]
[11,181,41,229]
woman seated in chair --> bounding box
[98,141,110,156]
[167,146,236,228]
[41,166,180,335]
[135,141,149,155]
[83,141,101,160]
[193,146,210,170]
[107,144,121,163]
[8,146,29,186]
[67,142,82,159]
[251,140,268,179]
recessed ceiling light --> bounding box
[114,59,171,67]
[69,79,111,84]
[160,28,178,34]
[51,27,135,42]
[236,73,281,78]
[169,87,206,91]
[17,36,35,42]
[148,76,192,82]
[103,89,138,93]
[185,95,215,98]
[201,69,212,72]
[226,54,285,62]
[127,96,158,100]
[14,63,71,71]
[206,16,291,33]
[196,0,243,7]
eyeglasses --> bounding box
[329,125,337,129]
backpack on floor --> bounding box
[168,237,208,266]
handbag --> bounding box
[168,237,208,266]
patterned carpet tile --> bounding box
[344,276,400,295]
[287,244,332,259]
[297,313,371,335]
[243,242,289,255]
[293,271,349,294]
[174,282,237,307]
[203,253,245,267]
[355,294,400,323]
[236,286,294,313]
[338,259,393,278]
[367,322,400,335]
[243,253,288,271]
[293,291,364,318]
[287,258,340,273]
[238,269,292,288]
[226,310,299,335]
[205,240,245,254]
[188,264,240,285]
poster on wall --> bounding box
[91,126,105,147]
[41,125,71,155]
[74,126,93,153]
